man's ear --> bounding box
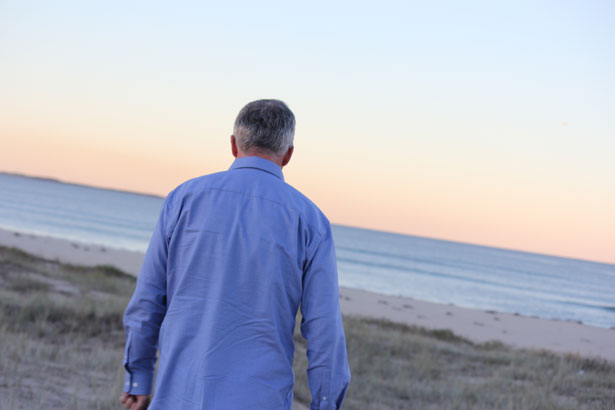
[281,146,294,167]
[231,135,238,158]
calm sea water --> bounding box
[1,172,613,328]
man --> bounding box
[120,99,351,410]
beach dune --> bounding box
[1,227,613,362]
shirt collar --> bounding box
[228,156,285,181]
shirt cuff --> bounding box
[124,370,154,395]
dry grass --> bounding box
[334,318,614,410]
[0,246,133,409]
[1,246,614,410]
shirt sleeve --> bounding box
[300,221,351,410]
[122,196,173,395]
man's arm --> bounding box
[300,222,351,410]
[122,197,173,397]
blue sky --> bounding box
[1,0,614,262]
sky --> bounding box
[1,0,614,263]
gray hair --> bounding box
[233,99,295,155]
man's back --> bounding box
[122,156,351,409]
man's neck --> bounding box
[235,150,284,168]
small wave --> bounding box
[559,300,615,313]
[336,256,542,296]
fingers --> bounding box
[137,396,151,410]
[120,392,150,410]
[120,392,135,409]
[131,395,151,410]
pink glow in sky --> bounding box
[1,1,614,263]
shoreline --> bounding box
[0,228,145,275]
[339,287,615,362]
[1,227,613,362]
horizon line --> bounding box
[2,169,612,267]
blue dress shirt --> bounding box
[123,156,351,409]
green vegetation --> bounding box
[1,245,614,409]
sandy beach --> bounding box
[0,228,145,275]
[1,227,613,363]
[339,288,615,362]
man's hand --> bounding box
[120,392,151,410]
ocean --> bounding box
[1,172,613,329]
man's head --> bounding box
[231,99,295,167]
